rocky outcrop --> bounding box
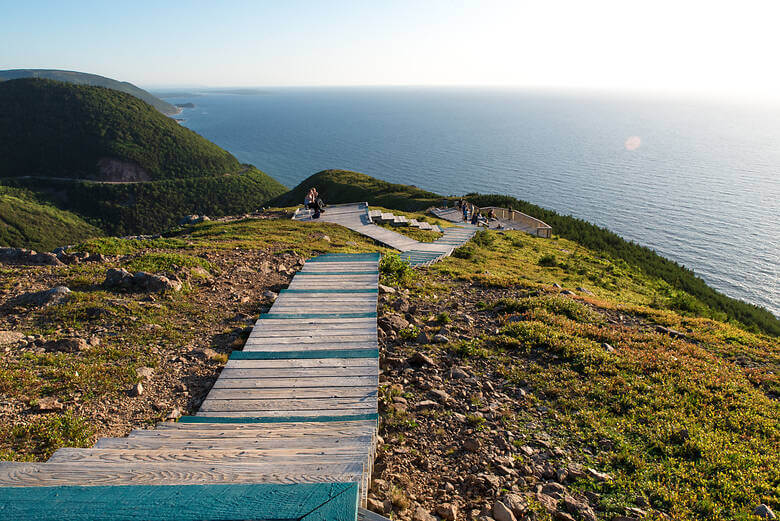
[0,247,62,266]
[103,268,182,292]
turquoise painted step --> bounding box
[281,289,378,294]
[231,349,379,360]
[262,312,377,319]
[0,482,359,521]
[180,413,378,424]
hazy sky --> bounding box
[2,0,779,98]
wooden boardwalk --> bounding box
[0,253,382,521]
[294,203,477,266]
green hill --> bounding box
[0,79,286,240]
[279,170,779,336]
[0,78,242,181]
[0,69,178,115]
[270,169,447,210]
[0,187,101,250]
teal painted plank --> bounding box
[0,482,358,521]
[281,289,378,294]
[262,312,376,319]
[308,253,380,262]
[180,413,378,424]
[301,482,360,521]
[231,349,378,360]
[295,271,378,275]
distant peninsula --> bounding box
[0,69,180,116]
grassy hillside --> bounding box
[0,69,178,115]
[0,187,101,250]
[270,169,447,210]
[4,168,286,237]
[0,79,241,181]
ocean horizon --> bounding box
[156,87,779,317]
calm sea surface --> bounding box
[158,88,779,316]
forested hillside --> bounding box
[0,69,179,115]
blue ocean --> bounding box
[158,88,779,316]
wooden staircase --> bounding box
[293,203,476,267]
[0,253,382,521]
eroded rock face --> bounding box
[96,157,151,182]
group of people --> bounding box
[456,199,495,227]
[303,187,325,218]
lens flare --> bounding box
[625,136,641,150]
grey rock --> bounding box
[380,313,410,332]
[492,501,517,521]
[378,284,396,295]
[408,352,435,367]
[429,389,451,403]
[136,366,155,380]
[413,506,437,521]
[450,366,470,379]
[366,497,385,514]
[129,382,144,397]
[754,504,776,519]
[463,437,481,452]
[36,396,64,412]
[0,247,63,266]
[415,400,438,410]
[415,330,429,344]
[44,337,88,353]
[436,503,458,521]
[561,290,576,296]
[586,467,612,482]
[602,342,616,353]
[104,268,133,288]
[0,330,24,347]
[576,286,593,295]
[501,494,529,517]
[14,286,71,307]
[563,496,596,521]
[179,214,209,225]
[262,290,278,300]
[433,334,449,343]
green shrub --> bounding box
[380,253,415,285]
[538,253,558,267]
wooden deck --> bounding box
[294,203,477,266]
[0,253,382,521]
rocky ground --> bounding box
[0,244,303,458]
[369,278,685,521]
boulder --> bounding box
[378,284,396,295]
[44,337,88,353]
[433,334,449,343]
[754,504,777,519]
[0,247,63,266]
[436,503,458,521]
[13,286,71,307]
[413,506,437,521]
[408,352,435,367]
[104,268,133,288]
[37,396,64,412]
[0,330,24,347]
[492,501,517,521]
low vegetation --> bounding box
[377,226,779,521]
[0,186,102,250]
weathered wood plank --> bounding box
[191,411,378,421]
[198,395,377,416]
[230,349,377,360]
[48,448,367,465]
[0,462,363,487]
[223,358,377,369]
[261,312,376,319]
[243,335,376,345]
[212,376,378,388]
[151,420,377,433]
[97,435,374,450]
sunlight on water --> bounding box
[163,88,780,317]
